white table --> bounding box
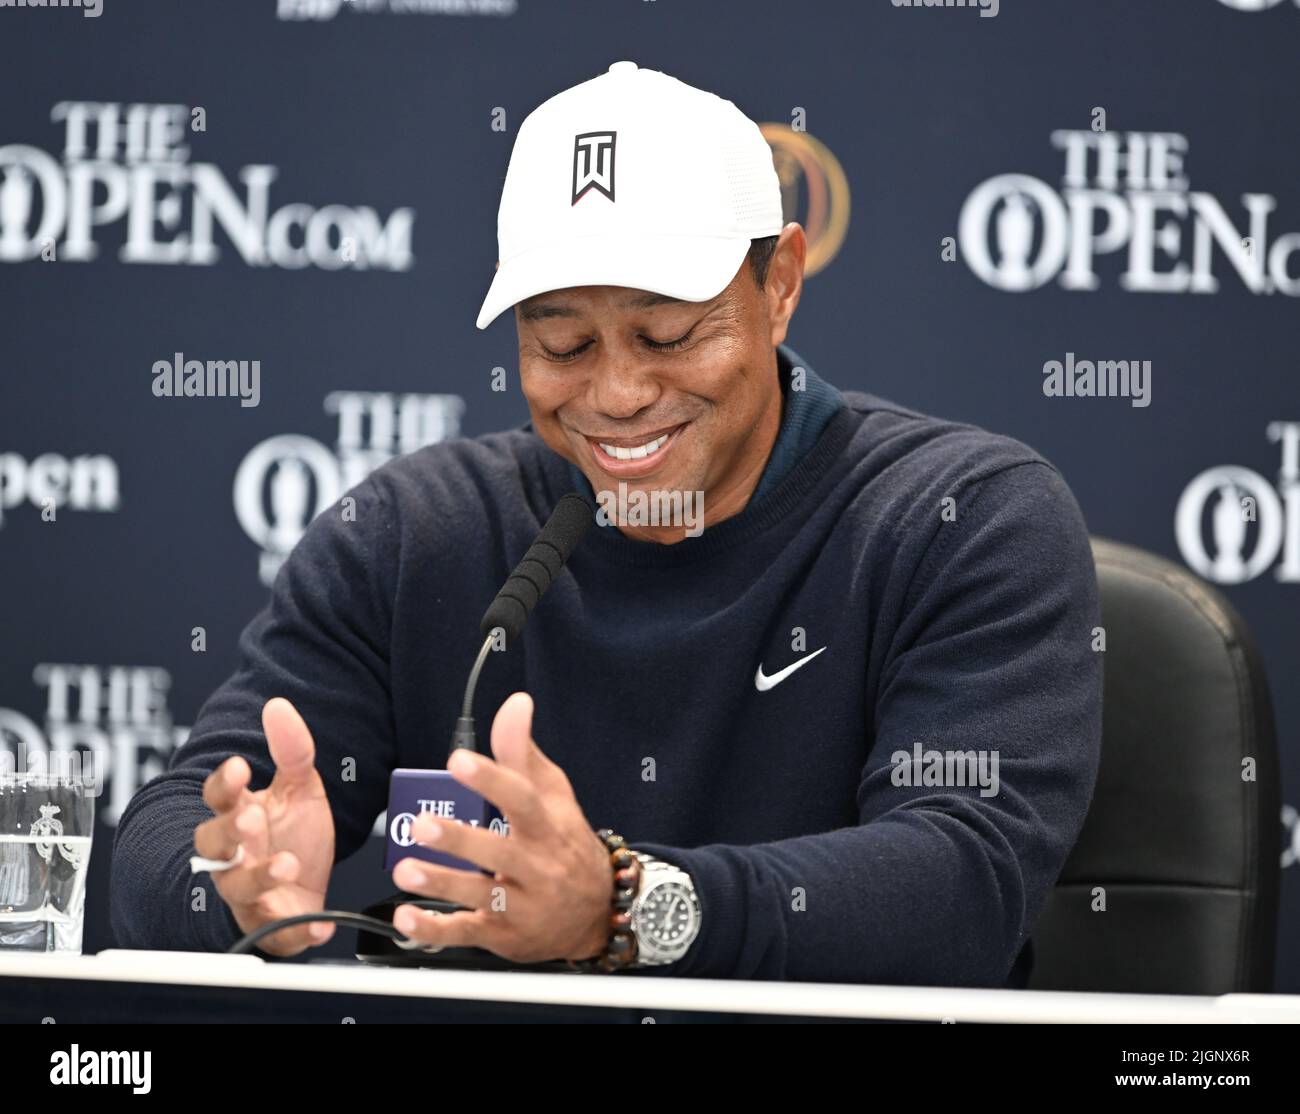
[1,950,1298,1023]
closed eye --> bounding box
[539,329,695,363]
[642,331,693,352]
[540,340,594,363]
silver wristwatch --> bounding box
[628,852,701,967]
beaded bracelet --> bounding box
[567,828,642,973]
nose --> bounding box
[585,349,663,421]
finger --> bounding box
[213,849,302,908]
[233,801,271,863]
[202,755,252,813]
[411,812,517,878]
[488,691,569,794]
[193,807,248,861]
[262,697,318,792]
[392,857,499,911]
[447,748,551,838]
[391,905,498,952]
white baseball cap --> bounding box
[475,60,784,330]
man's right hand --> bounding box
[194,697,337,956]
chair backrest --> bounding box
[1028,537,1281,994]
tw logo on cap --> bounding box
[572,131,617,205]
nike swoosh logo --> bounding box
[755,646,827,692]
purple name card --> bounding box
[383,768,508,873]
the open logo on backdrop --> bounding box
[958,129,1300,296]
[1176,423,1300,585]
[0,450,119,528]
[761,124,850,279]
[0,665,186,827]
[234,391,465,586]
[0,101,415,270]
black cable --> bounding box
[227,910,435,955]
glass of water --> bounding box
[0,775,94,953]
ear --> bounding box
[766,223,806,349]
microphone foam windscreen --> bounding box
[478,494,593,641]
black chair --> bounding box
[1029,537,1281,994]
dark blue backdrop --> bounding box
[2,0,1298,986]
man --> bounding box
[111,61,1103,984]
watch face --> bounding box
[637,880,699,958]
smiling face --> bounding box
[516,223,806,544]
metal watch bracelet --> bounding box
[628,852,702,967]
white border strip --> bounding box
[2,951,1298,1022]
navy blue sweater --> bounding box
[110,347,1103,985]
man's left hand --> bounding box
[390,692,613,964]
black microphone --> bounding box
[448,493,593,755]
[479,492,595,642]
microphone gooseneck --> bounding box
[449,493,593,757]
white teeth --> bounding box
[599,432,670,461]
